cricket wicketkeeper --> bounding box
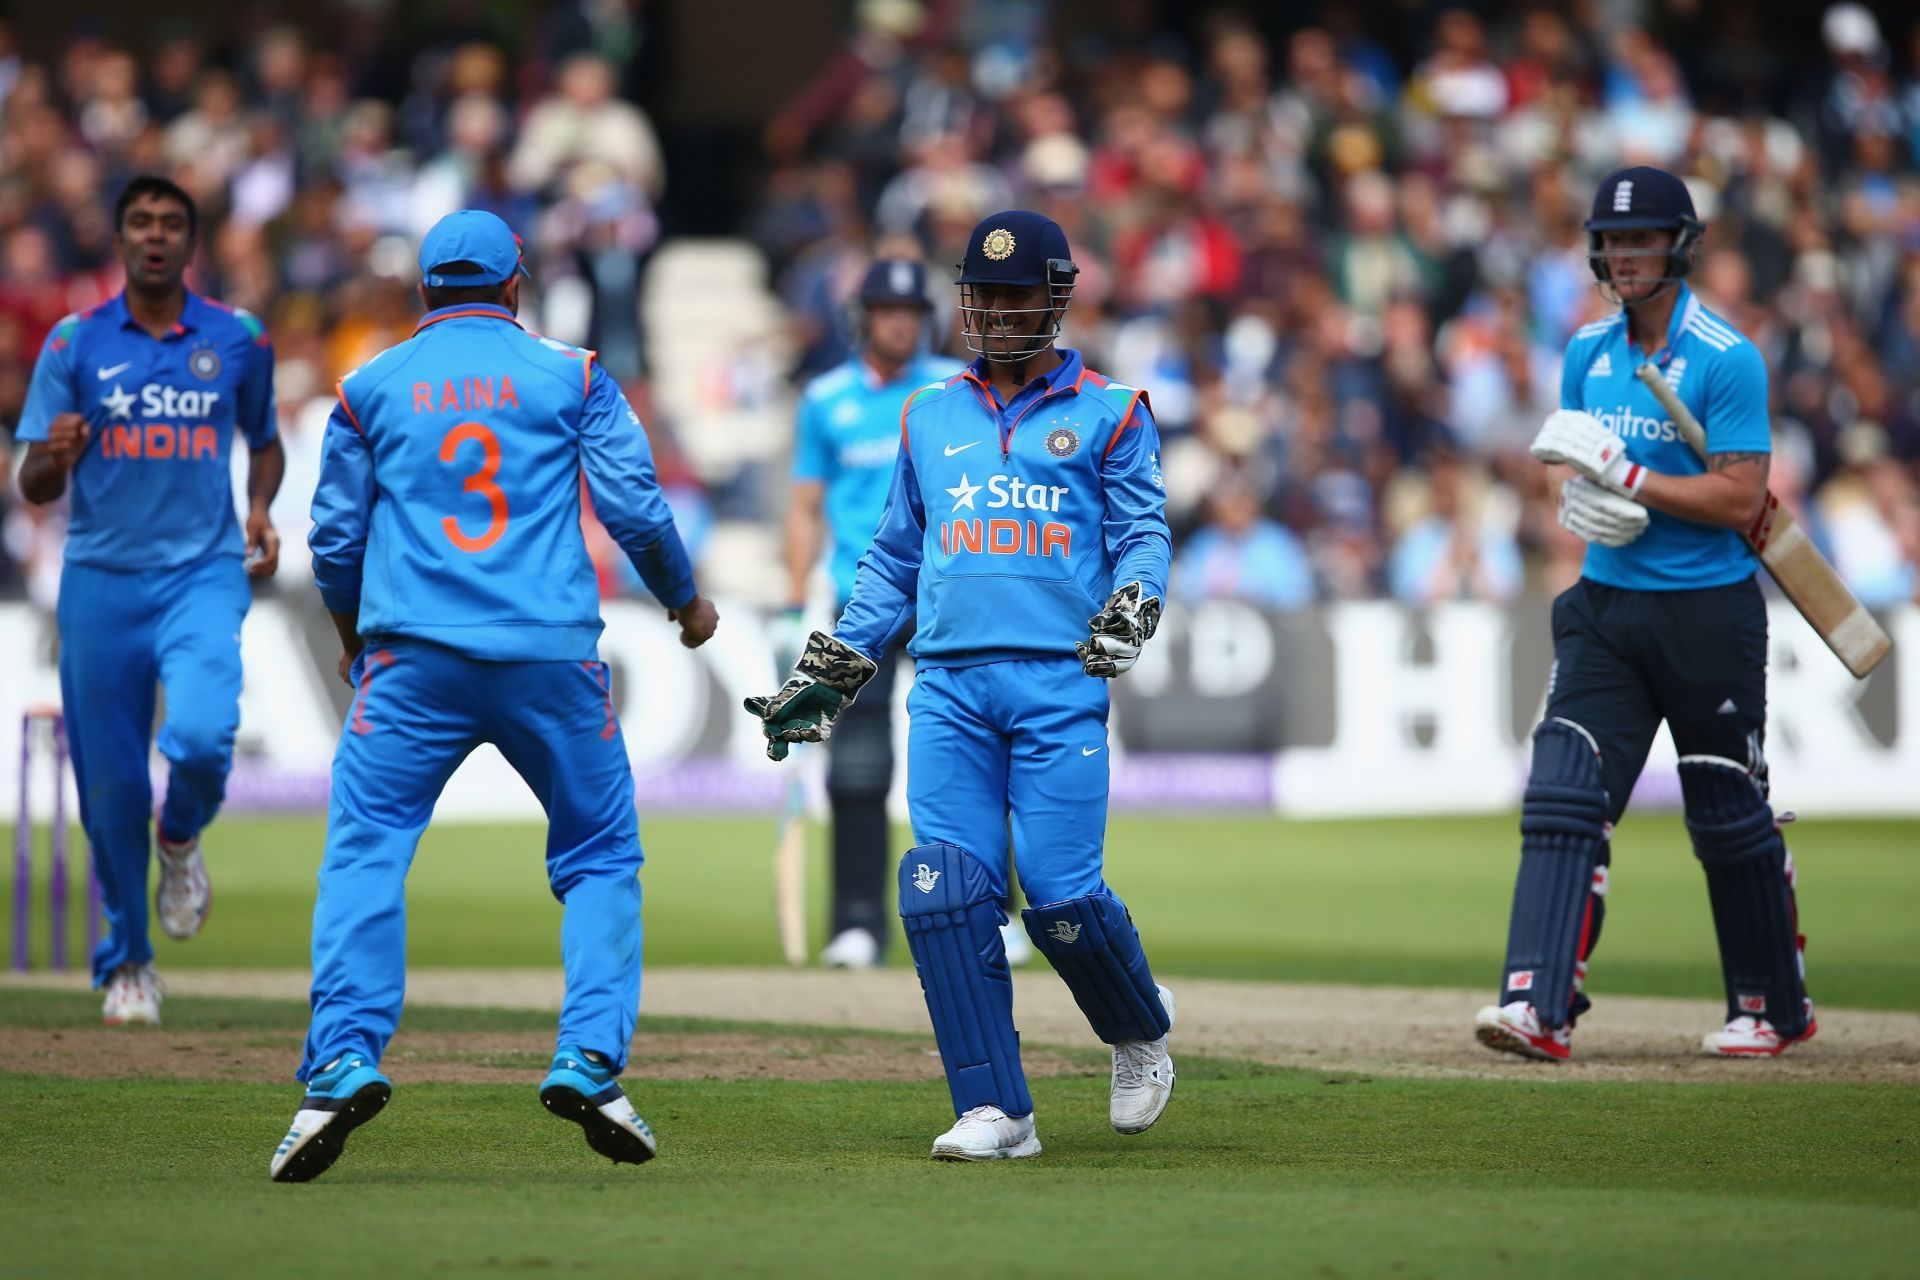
[747,210,1177,1159]
[1477,165,1815,1062]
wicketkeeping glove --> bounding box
[1557,475,1650,547]
[1077,581,1162,678]
[1530,409,1646,497]
[743,631,878,761]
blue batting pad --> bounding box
[898,843,1031,1117]
[1021,892,1170,1044]
[1500,718,1610,1029]
[1680,756,1811,1036]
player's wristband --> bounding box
[1604,456,1647,498]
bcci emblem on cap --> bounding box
[982,227,1016,261]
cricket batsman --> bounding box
[14,176,283,1026]
[1477,166,1816,1062]
[784,257,965,968]
[747,211,1176,1159]
[270,210,718,1182]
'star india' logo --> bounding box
[912,864,940,894]
[982,228,1016,261]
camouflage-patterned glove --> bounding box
[1076,581,1162,678]
[743,631,878,761]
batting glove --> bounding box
[1558,475,1650,547]
[1530,409,1646,497]
[743,631,877,761]
[1077,581,1162,678]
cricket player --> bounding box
[748,211,1176,1159]
[15,176,283,1026]
[784,257,965,968]
[1477,165,1816,1062]
[269,210,717,1182]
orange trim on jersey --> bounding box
[582,349,596,400]
[412,308,524,336]
[1103,388,1150,460]
[335,380,365,436]
[900,385,933,447]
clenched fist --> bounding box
[669,594,719,649]
[41,412,92,471]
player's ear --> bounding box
[501,275,521,316]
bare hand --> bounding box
[43,413,91,471]
[668,595,719,649]
[337,649,355,687]
[244,509,280,577]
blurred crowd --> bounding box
[754,0,1920,611]
[0,6,684,605]
[4,2,1920,615]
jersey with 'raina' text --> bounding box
[309,303,694,662]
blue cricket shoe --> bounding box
[540,1045,657,1165]
[269,1053,392,1183]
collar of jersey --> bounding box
[414,302,522,335]
[1624,283,1695,357]
[961,346,1085,410]
[107,289,202,338]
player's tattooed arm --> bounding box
[1638,450,1770,531]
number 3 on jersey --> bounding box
[440,420,509,552]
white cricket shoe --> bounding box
[156,835,211,940]
[1703,1003,1818,1058]
[1474,1000,1572,1062]
[821,927,880,969]
[102,963,164,1026]
[1001,921,1033,967]
[1111,984,1177,1133]
[930,1105,1041,1161]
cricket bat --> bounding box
[772,771,808,966]
[1635,363,1891,678]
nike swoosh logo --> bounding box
[97,362,133,380]
[944,441,981,456]
[1081,747,1102,756]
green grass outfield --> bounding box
[1,989,1915,1280]
[5,813,1917,1008]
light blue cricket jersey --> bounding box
[1560,286,1769,591]
[16,291,277,569]
[793,352,965,602]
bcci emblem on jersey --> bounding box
[189,347,222,380]
[1045,425,1079,457]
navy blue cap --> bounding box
[1585,166,1698,232]
[419,210,532,287]
[956,210,1074,286]
[857,258,932,308]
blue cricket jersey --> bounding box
[794,351,965,603]
[834,348,1172,668]
[309,303,696,662]
[16,291,277,569]
[1560,286,1770,591]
